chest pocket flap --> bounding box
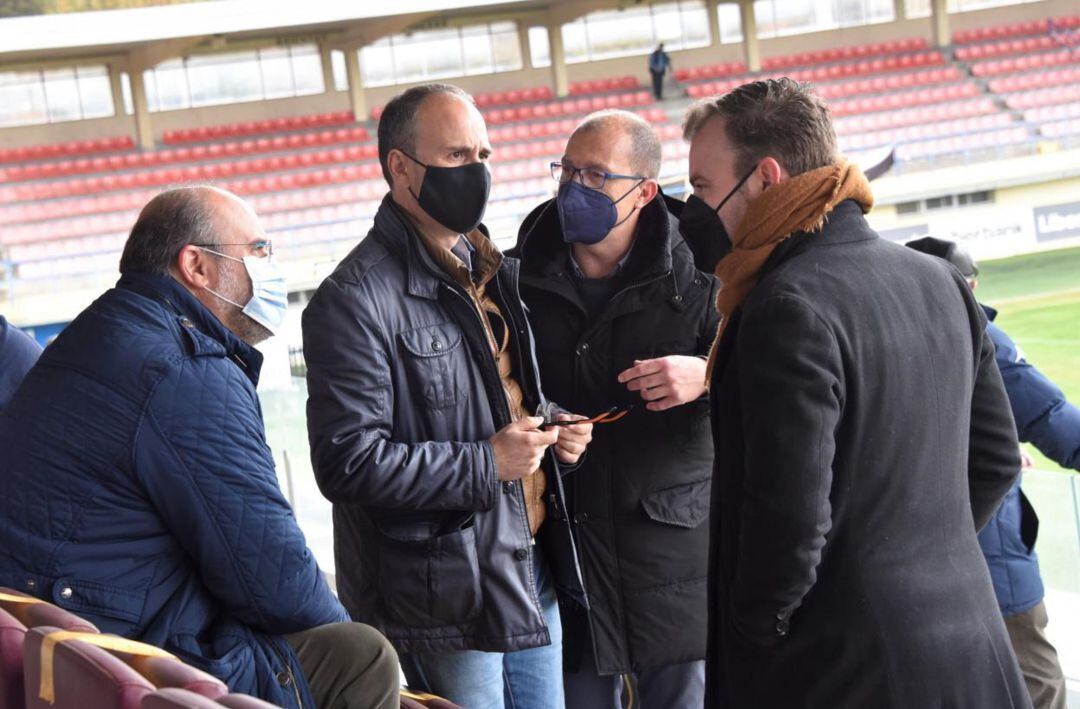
[399,322,465,409]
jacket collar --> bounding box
[372,193,502,301]
[981,303,998,322]
[117,271,262,386]
[758,199,878,275]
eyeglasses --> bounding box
[550,162,645,191]
[193,240,273,259]
[539,405,633,429]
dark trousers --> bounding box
[1003,601,1067,709]
[286,622,401,709]
[650,71,664,100]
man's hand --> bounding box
[1020,448,1035,469]
[490,417,558,481]
[618,356,708,412]
[552,414,593,465]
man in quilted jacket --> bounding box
[0,186,399,708]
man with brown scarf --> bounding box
[680,78,1029,708]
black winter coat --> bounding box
[705,200,1028,708]
[514,194,721,674]
[302,195,586,653]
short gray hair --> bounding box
[119,185,220,276]
[377,83,473,187]
[682,78,837,178]
[574,109,662,179]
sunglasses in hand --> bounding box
[539,405,633,429]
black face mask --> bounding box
[677,168,755,272]
[402,151,491,234]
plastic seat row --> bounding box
[829,82,980,117]
[161,110,355,145]
[954,35,1071,61]
[1004,83,1080,110]
[833,97,997,135]
[952,15,1080,44]
[839,112,1015,152]
[0,128,372,183]
[0,136,134,165]
[761,37,929,70]
[970,50,1079,77]
[568,76,639,95]
[1023,100,1080,124]
[987,66,1080,95]
[682,51,945,96]
[686,65,960,100]
[895,126,1030,161]
[473,85,554,108]
[1039,117,1080,139]
[482,91,653,125]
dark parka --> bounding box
[706,201,1029,708]
[303,195,586,653]
[513,194,720,675]
[0,273,346,708]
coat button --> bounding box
[575,343,589,356]
[513,548,528,561]
[775,617,789,636]
[502,480,515,494]
[693,277,702,285]
[431,339,443,351]
[574,512,589,523]
[276,671,292,687]
[25,579,35,590]
[673,294,683,302]
[59,587,73,600]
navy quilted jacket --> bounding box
[0,272,346,708]
[977,307,1080,616]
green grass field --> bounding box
[977,246,1080,592]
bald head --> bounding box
[120,185,252,277]
[572,110,662,180]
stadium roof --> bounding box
[0,0,597,67]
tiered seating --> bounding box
[0,127,371,182]
[835,98,998,134]
[970,50,1077,77]
[953,14,1080,44]
[840,113,1015,152]
[674,61,745,83]
[473,86,554,107]
[954,33,1078,61]
[762,37,929,70]
[894,125,1030,161]
[1040,117,1080,139]
[0,608,25,709]
[828,83,980,117]
[569,76,638,95]
[687,65,960,100]
[482,90,652,124]
[1003,84,1080,111]
[161,111,354,144]
[1024,101,1080,124]
[988,66,1080,94]
[0,136,133,164]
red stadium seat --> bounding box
[0,609,25,709]
[23,627,155,709]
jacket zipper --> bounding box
[269,638,305,709]
[445,281,547,621]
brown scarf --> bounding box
[704,158,874,383]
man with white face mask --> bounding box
[0,185,400,709]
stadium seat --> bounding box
[0,589,99,633]
[120,657,226,699]
[0,608,26,709]
[23,627,155,709]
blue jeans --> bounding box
[400,553,564,709]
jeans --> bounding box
[400,553,564,709]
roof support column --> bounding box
[708,0,722,48]
[128,67,155,150]
[344,46,367,121]
[740,0,761,72]
[931,0,950,47]
[548,22,569,98]
[319,42,336,93]
[107,62,125,118]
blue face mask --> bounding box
[556,180,644,245]
[200,248,288,336]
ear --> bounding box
[758,157,786,190]
[174,244,216,290]
[387,149,413,187]
[635,179,659,208]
